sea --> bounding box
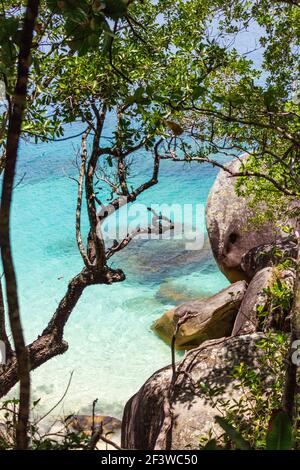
[1,24,263,420]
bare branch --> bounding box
[98,138,163,222]
[106,207,174,260]
[160,152,298,197]
[76,130,92,268]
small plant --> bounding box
[0,397,120,450]
[199,332,300,450]
[257,270,293,331]
[204,411,293,450]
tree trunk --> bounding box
[0,0,40,449]
[282,245,300,419]
[0,278,12,358]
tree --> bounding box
[159,0,300,423]
[0,0,40,450]
[0,0,153,450]
[0,0,242,448]
[3,0,298,449]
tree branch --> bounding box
[85,104,108,269]
[97,138,162,222]
[160,152,298,197]
[106,207,174,259]
[76,130,92,268]
[0,266,125,399]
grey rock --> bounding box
[153,281,247,349]
[232,267,295,336]
[205,158,296,282]
[232,267,275,335]
[241,239,298,279]
[122,333,267,450]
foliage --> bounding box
[256,267,294,330]
[1,0,300,450]
[199,332,299,450]
[161,1,300,223]
[0,398,112,450]
[209,410,293,450]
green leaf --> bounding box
[202,439,220,450]
[101,0,128,19]
[266,411,293,450]
[215,416,251,450]
[192,85,206,100]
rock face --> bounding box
[153,281,247,349]
[232,266,295,336]
[155,279,208,305]
[205,158,295,283]
[241,239,298,279]
[232,267,275,335]
[122,333,267,450]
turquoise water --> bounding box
[0,23,270,426]
[2,23,266,420]
[3,119,229,419]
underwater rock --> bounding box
[155,279,208,305]
[114,237,212,284]
[121,333,268,450]
[153,280,246,349]
[205,158,296,283]
[67,415,121,449]
[67,414,121,435]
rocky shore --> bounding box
[121,159,298,450]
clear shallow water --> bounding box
[3,121,229,419]
[0,19,265,421]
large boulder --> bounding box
[232,267,275,335]
[205,158,296,283]
[122,333,268,450]
[233,266,295,336]
[152,281,247,349]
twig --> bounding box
[91,398,98,435]
[35,371,74,425]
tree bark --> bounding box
[0,0,40,449]
[0,278,12,357]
